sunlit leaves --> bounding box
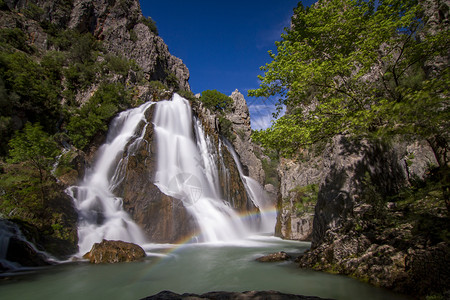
[249,0,448,156]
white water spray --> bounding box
[223,139,276,233]
[153,94,251,242]
[67,102,152,255]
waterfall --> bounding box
[223,139,276,233]
[68,93,274,253]
[67,102,152,255]
[153,94,250,242]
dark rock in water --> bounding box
[5,236,52,268]
[141,290,333,300]
[82,240,145,264]
[256,251,291,262]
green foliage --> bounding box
[129,29,138,42]
[22,3,45,21]
[249,0,449,158]
[140,16,158,35]
[165,71,179,89]
[0,51,62,132]
[0,162,78,255]
[291,184,318,214]
[0,28,33,53]
[177,89,196,102]
[104,54,132,77]
[67,83,132,149]
[200,89,233,112]
[8,122,60,184]
[218,116,235,142]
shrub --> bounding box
[218,116,235,142]
[140,17,158,35]
[0,28,33,53]
[291,184,319,214]
[67,83,132,149]
[200,89,233,112]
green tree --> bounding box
[249,0,449,160]
[8,123,61,201]
[66,83,132,149]
[200,89,233,112]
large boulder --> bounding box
[83,239,145,264]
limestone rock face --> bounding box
[67,0,190,90]
[276,136,438,243]
[3,0,190,90]
[276,153,323,241]
[226,90,265,185]
[83,239,145,264]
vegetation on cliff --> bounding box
[250,0,449,297]
[249,0,448,164]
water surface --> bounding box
[0,236,410,300]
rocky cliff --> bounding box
[2,0,190,91]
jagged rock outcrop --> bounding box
[226,90,265,185]
[276,136,440,242]
[82,239,145,264]
[67,0,190,90]
[2,0,190,91]
[141,290,333,300]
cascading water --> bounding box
[67,102,152,255]
[153,94,250,242]
[68,93,275,252]
[223,139,276,233]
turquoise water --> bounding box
[0,236,410,300]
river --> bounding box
[0,235,410,300]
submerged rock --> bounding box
[256,251,291,262]
[141,290,333,300]
[83,240,145,264]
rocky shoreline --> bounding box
[141,290,333,300]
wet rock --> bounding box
[83,239,145,264]
[141,290,333,300]
[5,236,52,268]
[256,251,291,262]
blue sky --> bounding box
[140,1,316,129]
